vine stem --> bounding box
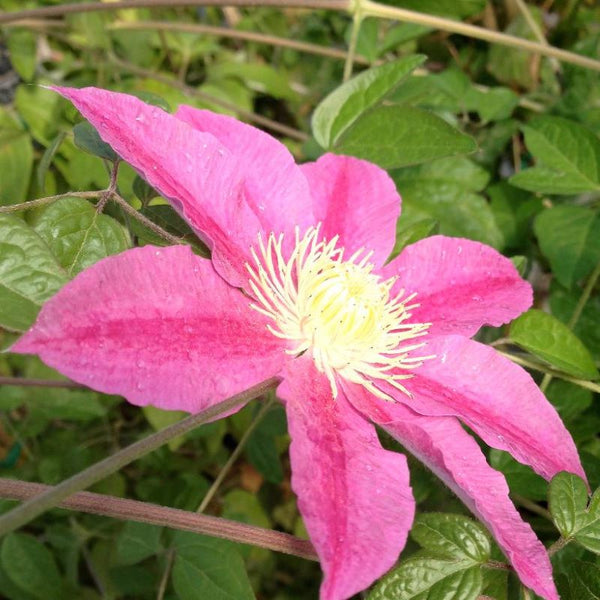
[1,0,600,71]
[156,397,276,600]
[497,351,600,393]
[0,377,279,537]
[343,1,364,82]
[360,0,600,72]
[0,478,317,560]
[0,377,85,388]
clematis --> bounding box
[12,87,585,600]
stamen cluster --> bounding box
[247,225,432,400]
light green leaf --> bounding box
[549,472,590,538]
[509,309,598,380]
[510,117,600,194]
[534,206,600,288]
[0,533,63,600]
[14,85,63,147]
[172,532,255,600]
[411,513,491,563]
[336,106,476,169]
[0,215,67,331]
[368,557,482,600]
[31,197,130,276]
[6,29,36,81]
[114,522,163,566]
[392,217,439,258]
[0,109,33,205]
[312,55,426,149]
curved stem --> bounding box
[0,377,279,537]
[361,0,600,72]
[0,478,317,560]
[344,4,364,82]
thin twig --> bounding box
[512,493,552,521]
[497,351,600,393]
[108,55,309,141]
[0,377,280,537]
[0,478,317,560]
[343,8,364,81]
[110,20,371,64]
[0,0,350,25]
[361,0,600,72]
[0,191,101,214]
[0,377,86,389]
[157,397,276,600]
[547,536,569,557]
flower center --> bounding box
[247,225,432,401]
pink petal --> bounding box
[278,356,414,600]
[343,382,559,600]
[175,106,314,240]
[394,335,585,482]
[12,246,285,413]
[301,154,400,268]
[53,86,261,288]
[380,236,532,336]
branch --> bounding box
[0,478,318,561]
[0,377,280,537]
[0,1,350,25]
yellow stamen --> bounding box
[246,225,434,401]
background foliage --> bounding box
[0,1,599,598]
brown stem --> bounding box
[548,536,569,557]
[0,1,350,26]
[0,478,318,561]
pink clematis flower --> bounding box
[13,87,585,600]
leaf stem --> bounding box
[0,191,101,214]
[0,477,317,560]
[0,377,279,538]
[497,351,600,393]
[344,1,364,81]
[548,536,569,557]
[360,0,600,72]
[0,376,86,388]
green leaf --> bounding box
[172,532,255,600]
[510,117,600,194]
[509,309,599,380]
[142,405,187,451]
[311,55,426,149]
[73,122,119,162]
[6,29,36,81]
[36,132,67,194]
[534,206,600,289]
[0,215,67,331]
[392,217,439,258]
[566,560,600,600]
[489,450,548,501]
[114,522,162,566]
[549,472,590,538]
[0,533,63,600]
[336,106,476,169]
[14,85,63,147]
[410,513,491,563]
[222,490,271,530]
[31,197,130,276]
[0,109,33,205]
[368,557,482,600]
[546,380,592,423]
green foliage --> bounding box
[1,2,600,599]
[368,514,490,599]
[510,309,598,379]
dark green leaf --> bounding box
[546,380,592,423]
[114,522,163,566]
[335,106,477,169]
[172,532,255,600]
[368,557,482,600]
[312,55,426,149]
[246,432,284,484]
[73,121,119,162]
[489,450,548,501]
[0,215,67,331]
[549,472,590,538]
[534,206,600,289]
[411,513,491,563]
[509,309,598,379]
[566,560,600,599]
[510,117,600,194]
[385,0,485,17]
[0,533,63,600]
